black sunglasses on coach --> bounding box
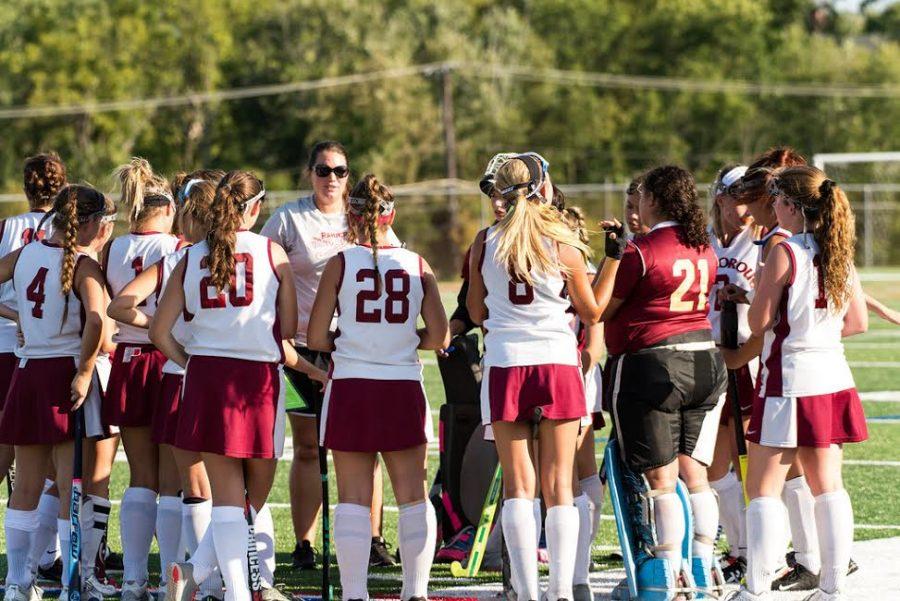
[314,164,350,178]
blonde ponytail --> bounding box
[492,159,590,285]
[113,157,171,228]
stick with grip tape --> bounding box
[450,462,503,578]
[722,300,749,503]
[68,407,85,601]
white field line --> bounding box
[859,272,900,282]
[844,342,900,349]
[844,459,900,466]
[849,361,900,368]
[860,391,900,402]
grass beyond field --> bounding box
[1,273,898,597]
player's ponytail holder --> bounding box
[819,178,836,198]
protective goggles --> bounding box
[497,152,550,200]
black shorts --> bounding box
[606,340,726,473]
[285,346,330,417]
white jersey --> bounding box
[260,195,401,346]
[182,231,283,362]
[0,211,53,352]
[759,234,855,397]
[708,225,759,344]
[104,232,180,344]
[13,241,92,358]
[331,245,426,381]
[481,227,579,368]
[158,247,189,375]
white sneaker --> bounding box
[722,588,770,600]
[120,580,153,601]
[802,590,845,601]
[165,563,198,601]
[3,584,29,601]
[27,584,43,601]
[84,574,116,597]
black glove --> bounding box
[604,223,627,259]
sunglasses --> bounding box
[314,164,349,178]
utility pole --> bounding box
[441,63,460,273]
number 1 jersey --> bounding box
[182,231,283,363]
[331,245,425,381]
[480,226,578,368]
[604,222,718,355]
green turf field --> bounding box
[1,274,898,597]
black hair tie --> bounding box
[819,179,836,197]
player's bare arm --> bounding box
[106,260,161,328]
[72,258,107,409]
[748,243,792,336]
[418,258,450,351]
[465,228,488,325]
[150,256,189,368]
[842,269,868,338]
[306,254,340,352]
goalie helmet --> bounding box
[479,152,518,197]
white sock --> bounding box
[157,496,183,585]
[79,498,95,580]
[190,524,217,582]
[211,505,250,601]
[689,489,719,563]
[815,489,853,594]
[184,499,224,597]
[573,494,593,586]
[532,498,542,547]
[183,499,212,554]
[58,518,71,590]
[251,504,276,589]
[5,508,37,588]
[545,505,579,601]
[83,496,111,577]
[745,496,787,595]
[652,492,684,583]
[27,491,60,576]
[120,487,157,583]
[397,501,436,600]
[579,474,604,539]
[711,472,745,557]
[502,498,539,601]
[783,475,821,574]
[334,503,371,601]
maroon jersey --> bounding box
[604,222,716,355]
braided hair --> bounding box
[23,153,67,209]
[348,174,395,296]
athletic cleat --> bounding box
[434,526,474,563]
[36,558,62,582]
[847,558,859,575]
[721,589,769,600]
[4,584,30,601]
[165,563,198,601]
[801,590,845,601]
[120,580,153,601]
[290,540,316,570]
[771,562,819,591]
[572,583,593,601]
[85,573,117,597]
[260,587,291,601]
[721,556,747,584]
[369,536,398,567]
[27,583,43,601]
[83,576,107,601]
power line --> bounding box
[0,61,897,121]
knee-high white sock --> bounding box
[502,498,539,601]
[157,496,183,585]
[120,487,158,584]
[815,490,853,595]
[546,505,579,601]
[211,505,250,601]
[783,475,821,574]
[27,491,60,576]
[398,501,436,600]
[78,498,95,580]
[690,488,719,563]
[652,492,684,583]
[745,496,787,595]
[83,496,111,577]
[580,474,604,539]
[184,499,224,597]
[190,523,217,581]
[710,472,745,557]
[58,518,71,590]
[5,508,37,588]
[251,504,276,589]
[334,503,372,601]
[573,494,593,586]
[532,498,542,547]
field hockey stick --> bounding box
[722,300,749,503]
[6,463,14,499]
[314,409,333,601]
[243,465,264,601]
[68,407,85,601]
[450,462,503,578]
